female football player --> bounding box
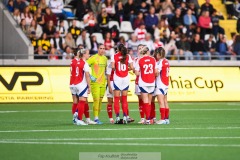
[135,46,158,124]
[154,47,170,124]
[111,44,133,124]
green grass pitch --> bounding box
[0,102,240,160]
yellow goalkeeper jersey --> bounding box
[87,54,108,85]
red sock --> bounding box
[150,102,156,119]
[160,108,166,120]
[77,100,85,120]
[107,104,113,118]
[72,103,77,114]
[139,99,144,118]
[114,96,120,116]
[84,103,90,118]
[143,103,150,120]
[165,108,169,119]
[122,96,128,117]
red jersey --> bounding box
[70,58,79,85]
[156,58,170,86]
[136,55,156,86]
[111,52,133,78]
[73,59,90,85]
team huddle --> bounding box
[69,43,170,125]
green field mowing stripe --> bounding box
[0,103,240,160]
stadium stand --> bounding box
[0,0,240,60]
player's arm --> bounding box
[107,74,112,94]
[128,55,134,71]
[135,61,140,76]
[85,72,91,94]
[155,60,159,77]
[110,54,115,70]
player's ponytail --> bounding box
[120,46,128,64]
[78,48,86,58]
[140,46,149,55]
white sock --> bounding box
[94,117,98,120]
[86,118,90,122]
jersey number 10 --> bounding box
[118,62,127,71]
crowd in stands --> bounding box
[4,0,240,60]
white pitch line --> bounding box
[0,141,240,147]
[0,127,240,133]
[2,137,240,141]
[1,108,240,113]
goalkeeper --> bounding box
[87,44,108,124]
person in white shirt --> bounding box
[49,0,66,20]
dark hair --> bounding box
[153,47,165,59]
[120,46,128,64]
[118,43,124,52]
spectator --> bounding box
[204,34,219,60]
[97,7,110,35]
[141,33,155,53]
[65,32,77,49]
[133,12,145,30]
[110,25,120,43]
[76,29,91,50]
[102,0,116,20]
[49,0,66,20]
[69,0,91,20]
[185,22,197,40]
[68,20,82,42]
[21,6,33,26]
[117,36,129,48]
[50,31,66,53]
[38,0,48,13]
[136,1,149,16]
[183,8,197,26]
[43,20,56,39]
[20,18,28,34]
[170,8,184,34]
[7,0,14,13]
[233,35,240,60]
[145,6,158,38]
[29,0,37,14]
[49,47,60,60]
[198,10,212,40]
[191,33,209,60]
[12,8,21,24]
[13,0,26,13]
[165,31,178,59]
[34,7,45,27]
[154,37,164,49]
[38,33,51,54]
[179,1,188,16]
[134,23,147,41]
[56,20,67,38]
[115,1,124,23]
[83,10,99,34]
[211,9,225,39]
[44,7,58,26]
[216,35,231,60]
[104,32,115,56]
[154,19,170,44]
[237,17,240,33]
[188,2,199,18]
[153,0,161,13]
[91,0,103,16]
[128,33,139,57]
[28,19,43,40]
[160,0,175,20]
[200,0,214,15]
[62,46,74,60]
[90,35,99,55]
[123,0,136,24]
[35,46,48,59]
[225,0,236,19]
[176,34,193,60]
